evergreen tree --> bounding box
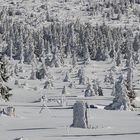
[72,53,77,68]
[116,50,121,66]
[126,39,136,103]
[133,33,140,52]
[30,64,36,80]
[105,74,133,110]
[85,84,94,97]
[79,71,86,85]
[63,72,70,82]
[0,55,12,101]
[62,86,69,95]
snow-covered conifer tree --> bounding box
[133,33,140,52]
[51,52,61,67]
[92,79,99,95]
[77,68,83,77]
[126,38,136,103]
[79,71,86,85]
[63,72,70,82]
[116,50,121,66]
[105,74,133,110]
[83,44,91,64]
[19,27,24,66]
[85,84,94,97]
[62,86,68,95]
[72,53,77,68]
[30,64,36,80]
[0,55,12,101]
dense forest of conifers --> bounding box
[0,0,140,66]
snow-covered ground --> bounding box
[1,0,140,140]
[1,60,140,140]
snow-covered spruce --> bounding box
[71,101,89,128]
[92,79,103,96]
[105,74,133,111]
[79,69,86,85]
[0,55,12,101]
[36,67,45,80]
[63,72,71,82]
[30,69,36,80]
[72,53,77,68]
[62,86,69,95]
[85,84,94,97]
[77,68,83,78]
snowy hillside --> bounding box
[0,0,140,140]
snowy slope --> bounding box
[0,59,140,140]
[0,0,140,140]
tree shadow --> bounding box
[62,132,140,137]
[45,132,140,138]
[8,127,56,131]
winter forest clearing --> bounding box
[0,0,140,140]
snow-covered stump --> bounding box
[71,101,89,128]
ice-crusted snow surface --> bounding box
[0,60,140,140]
